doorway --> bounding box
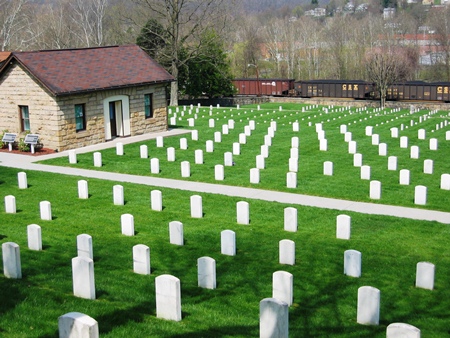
[103,95,130,140]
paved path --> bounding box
[1,129,449,224]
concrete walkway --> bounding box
[1,129,449,224]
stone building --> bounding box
[0,45,174,151]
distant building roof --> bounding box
[0,45,174,96]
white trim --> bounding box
[103,95,130,140]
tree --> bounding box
[70,0,109,47]
[427,6,450,81]
[365,47,415,108]
[136,18,168,62]
[178,30,235,98]
[0,0,29,51]
[133,0,231,106]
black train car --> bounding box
[387,81,450,102]
[232,78,295,96]
[295,80,374,99]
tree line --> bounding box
[1,0,450,105]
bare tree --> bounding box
[0,0,29,51]
[427,6,450,81]
[365,47,415,108]
[134,0,231,106]
[70,0,109,47]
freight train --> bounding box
[231,78,450,103]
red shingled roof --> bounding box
[1,45,174,95]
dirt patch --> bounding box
[0,147,57,156]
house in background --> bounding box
[0,44,174,151]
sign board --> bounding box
[24,134,39,145]
[2,133,17,143]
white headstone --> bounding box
[224,152,233,166]
[279,240,295,265]
[410,145,419,159]
[418,128,426,140]
[4,195,16,214]
[293,122,299,132]
[429,138,438,150]
[340,124,347,134]
[273,271,293,306]
[116,142,124,155]
[167,147,176,161]
[150,158,160,174]
[286,172,297,188]
[365,126,373,136]
[250,168,260,184]
[259,298,289,338]
[215,164,224,180]
[209,119,215,128]
[155,274,182,321]
[221,230,236,256]
[198,256,216,289]
[190,195,203,218]
[388,156,397,171]
[390,127,398,138]
[27,224,42,251]
[151,190,163,211]
[348,141,357,154]
[40,201,52,220]
[336,214,351,240]
[361,165,371,180]
[233,142,240,155]
[58,312,99,338]
[2,242,22,279]
[239,133,247,144]
[140,144,148,158]
[113,185,124,205]
[400,136,408,148]
[169,221,184,245]
[291,137,299,148]
[78,180,89,199]
[191,130,198,141]
[214,131,222,143]
[289,158,298,172]
[256,155,265,169]
[378,143,387,156]
[77,234,93,259]
[344,249,362,278]
[386,323,421,338]
[415,262,435,290]
[370,180,381,200]
[181,161,190,177]
[121,213,135,236]
[284,207,298,232]
[423,159,433,174]
[290,147,298,159]
[344,131,352,142]
[371,134,379,145]
[353,153,362,167]
[133,244,150,275]
[323,161,333,176]
[194,149,203,164]
[93,152,102,167]
[440,173,450,190]
[399,169,410,185]
[180,138,188,150]
[319,138,328,151]
[156,136,164,147]
[69,150,77,164]
[206,140,214,152]
[237,201,249,225]
[18,172,27,189]
[72,256,95,300]
[414,185,427,205]
[357,286,380,325]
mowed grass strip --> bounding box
[39,103,450,212]
[0,167,449,337]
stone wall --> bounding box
[0,62,169,151]
[270,96,450,111]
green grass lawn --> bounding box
[40,103,450,211]
[1,167,450,337]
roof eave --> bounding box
[53,78,175,97]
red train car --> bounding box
[232,78,295,96]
